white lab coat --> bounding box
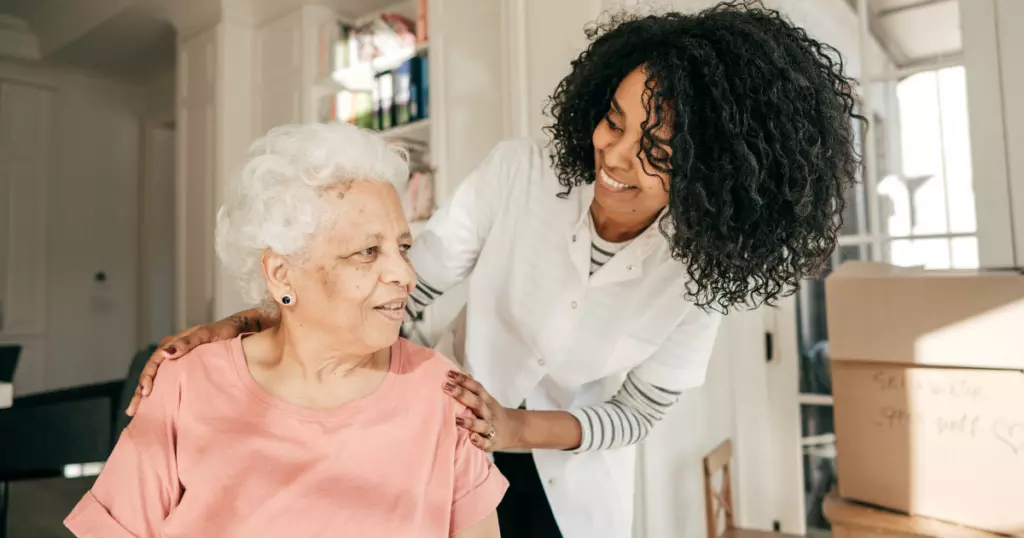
[410,138,721,538]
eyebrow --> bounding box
[610,97,623,116]
[399,231,413,242]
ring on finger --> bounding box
[482,426,496,440]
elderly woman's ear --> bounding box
[262,250,293,306]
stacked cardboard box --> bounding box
[826,261,1024,536]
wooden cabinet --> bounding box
[0,81,52,395]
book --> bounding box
[379,71,395,130]
[394,60,412,126]
[418,52,429,119]
[371,76,382,130]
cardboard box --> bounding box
[826,262,1024,536]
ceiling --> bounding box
[0,0,175,79]
[1,0,963,78]
[46,7,175,79]
[862,0,963,67]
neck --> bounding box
[589,202,662,243]
[269,316,382,381]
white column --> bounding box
[996,0,1024,267]
[175,9,256,328]
[176,28,218,330]
[213,18,254,320]
[960,0,1018,268]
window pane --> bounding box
[896,72,950,236]
[938,67,976,234]
[840,182,864,236]
[885,238,952,269]
[802,405,836,532]
[839,243,871,264]
[801,404,835,438]
[951,236,979,269]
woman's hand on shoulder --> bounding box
[444,371,523,453]
[125,312,266,416]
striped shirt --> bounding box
[405,216,682,453]
[588,211,627,275]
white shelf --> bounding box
[378,118,430,142]
[323,42,427,93]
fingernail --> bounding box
[471,435,480,445]
[164,346,177,355]
[443,382,454,393]
[447,370,458,379]
[455,417,465,426]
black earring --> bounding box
[281,295,293,305]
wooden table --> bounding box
[823,492,1006,538]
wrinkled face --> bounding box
[591,66,674,221]
[267,180,415,354]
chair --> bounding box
[703,439,804,538]
[113,345,157,436]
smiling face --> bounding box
[591,66,673,223]
[265,180,415,354]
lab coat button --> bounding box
[571,301,578,309]
[537,357,546,366]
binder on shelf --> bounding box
[394,60,412,126]
[371,76,382,130]
[378,71,395,131]
[419,52,429,119]
[409,55,423,121]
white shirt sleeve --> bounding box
[406,140,529,309]
[569,306,722,452]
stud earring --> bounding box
[281,294,294,306]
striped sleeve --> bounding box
[568,370,683,452]
[405,274,443,319]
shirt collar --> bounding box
[566,182,668,258]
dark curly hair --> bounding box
[545,0,863,313]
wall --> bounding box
[961,0,1024,268]
[137,68,177,348]
[0,60,147,392]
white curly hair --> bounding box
[215,123,409,309]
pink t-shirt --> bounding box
[65,336,507,538]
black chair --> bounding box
[0,345,155,538]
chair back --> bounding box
[703,439,736,538]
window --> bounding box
[795,65,977,533]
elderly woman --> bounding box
[64,124,507,538]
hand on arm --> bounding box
[447,307,721,453]
[125,308,279,416]
[445,371,583,452]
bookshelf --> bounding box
[314,0,429,139]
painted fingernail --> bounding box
[455,417,465,426]
[443,382,455,393]
[164,346,177,355]
[471,435,481,445]
[447,370,459,379]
